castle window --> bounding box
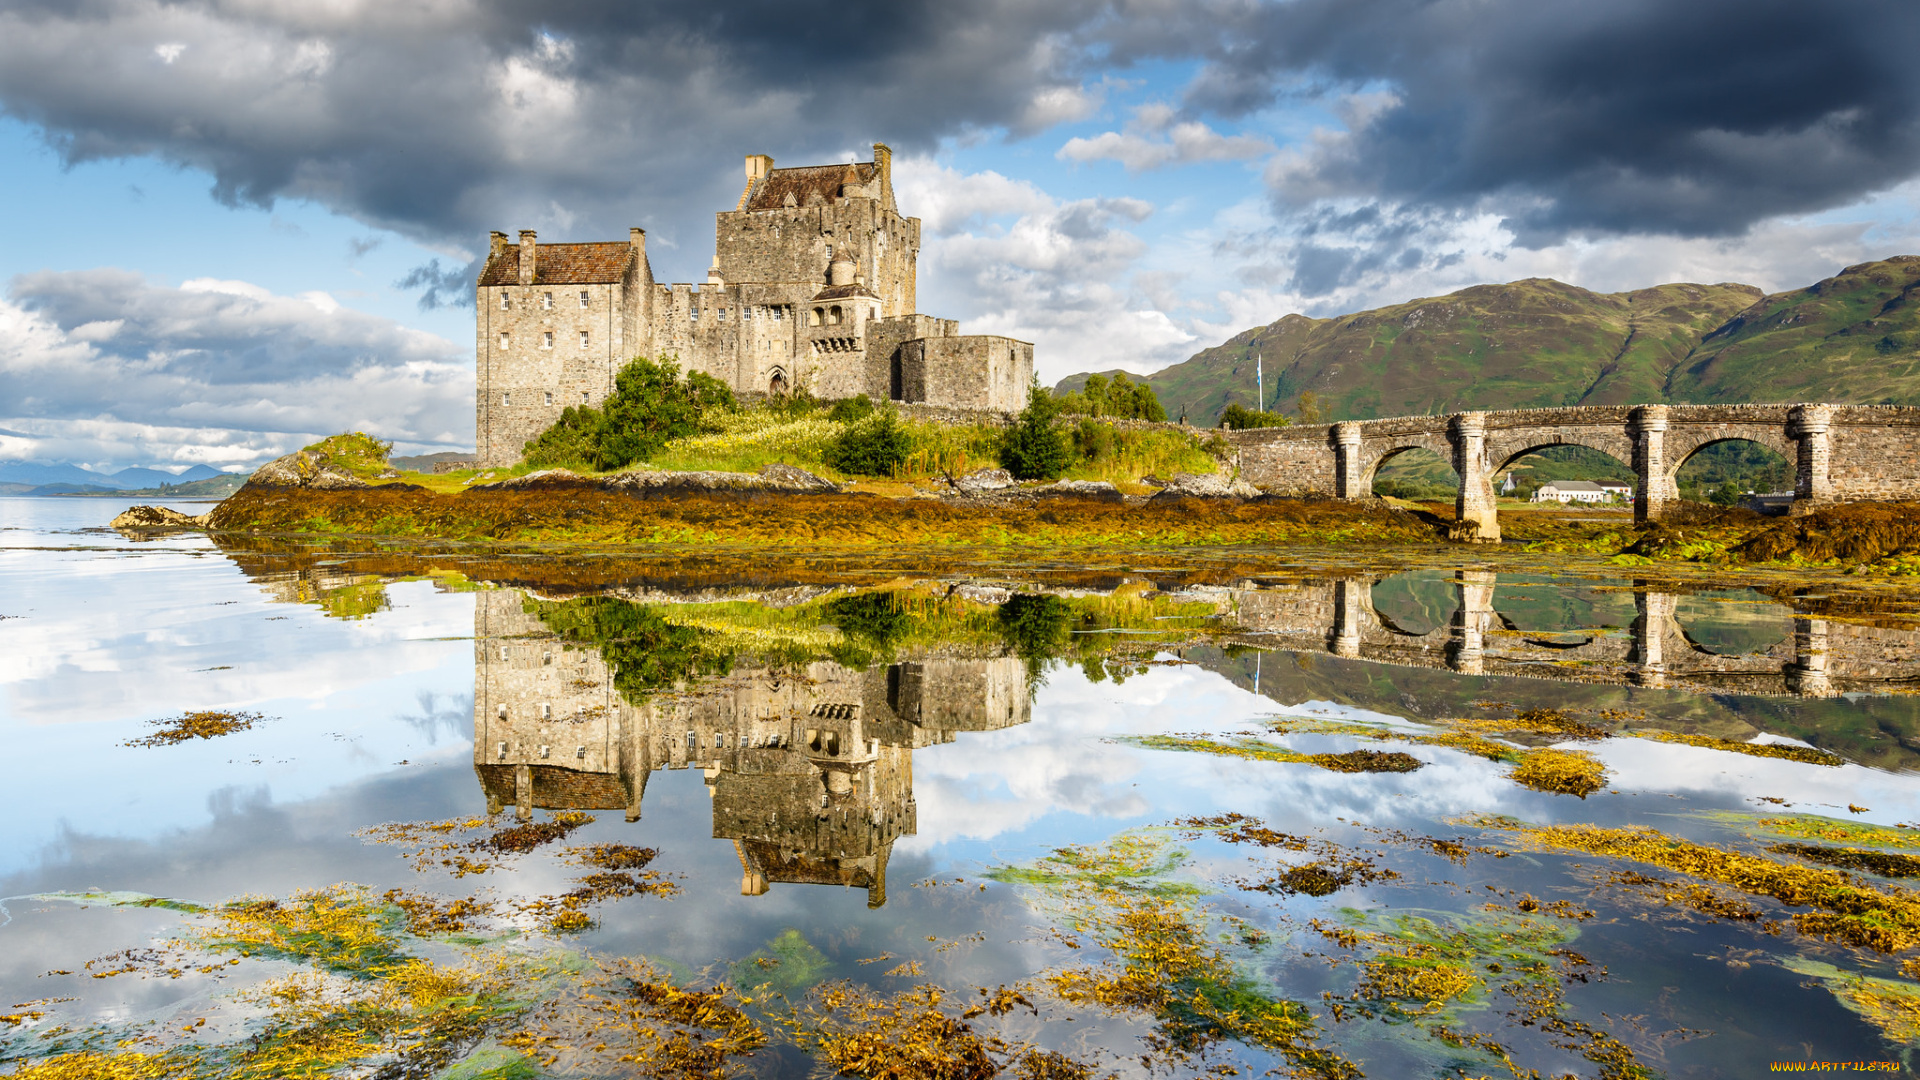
[578,290,589,308]
[544,391,553,406]
[498,332,509,349]
[540,703,551,719]
[500,647,510,660]
[809,308,822,326]
[690,306,699,321]
[828,306,843,325]
[686,731,697,750]
[717,308,727,322]
[580,391,589,404]
[502,392,511,406]
[579,330,589,349]
[541,292,552,309]
[496,703,507,718]
[773,306,784,321]
[541,331,553,349]
[500,291,510,310]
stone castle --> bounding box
[474,144,1035,467]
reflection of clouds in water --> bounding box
[0,564,469,726]
[0,569,477,874]
[1589,738,1920,824]
[905,659,1664,855]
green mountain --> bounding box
[1061,257,1920,425]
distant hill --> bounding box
[0,461,226,491]
[1059,257,1920,425]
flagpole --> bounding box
[1256,351,1263,413]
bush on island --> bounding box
[1218,403,1292,431]
[824,405,911,477]
[1057,372,1167,421]
[999,383,1073,481]
[522,354,736,471]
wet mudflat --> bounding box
[6,495,1920,1077]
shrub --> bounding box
[523,405,603,469]
[825,407,911,476]
[1218,404,1292,431]
[1000,383,1072,480]
[594,356,736,469]
[998,593,1070,661]
[1072,417,1115,461]
[519,354,736,471]
[1058,372,1167,421]
[828,394,878,423]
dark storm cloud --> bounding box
[0,0,1112,283]
[0,0,1913,303]
[1182,0,1920,242]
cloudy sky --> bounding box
[3,0,1919,470]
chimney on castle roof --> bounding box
[518,230,537,285]
[630,227,651,285]
[489,231,509,261]
[872,143,894,211]
[746,154,773,180]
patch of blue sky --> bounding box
[0,117,470,346]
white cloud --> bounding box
[1058,106,1275,173]
[0,269,471,468]
[897,156,1196,380]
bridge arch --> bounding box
[1667,435,1795,504]
[1356,436,1454,490]
[1487,436,1636,480]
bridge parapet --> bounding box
[1225,402,1920,540]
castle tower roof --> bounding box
[744,161,882,211]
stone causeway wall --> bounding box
[1223,403,1920,541]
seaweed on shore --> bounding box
[1475,819,1920,953]
[1124,733,1425,774]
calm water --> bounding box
[5,494,1920,1077]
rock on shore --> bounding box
[1148,472,1262,501]
[110,505,210,530]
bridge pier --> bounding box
[1445,570,1496,674]
[1331,577,1365,657]
[1450,413,1500,542]
[1631,405,1671,524]
[1629,589,1674,687]
[1790,404,1833,516]
[1334,422,1365,498]
[1786,617,1836,697]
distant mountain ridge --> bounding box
[0,462,226,490]
[1059,257,1920,426]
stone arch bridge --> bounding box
[1224,403,1920,541]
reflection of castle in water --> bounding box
[471,591,1029,907]
[1233,573,1920,698]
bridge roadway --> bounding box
[1224,403,1920,541]
[1226,573,1920,699]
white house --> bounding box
[1533,480,1631,504]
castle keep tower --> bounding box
[474,144,1034,467]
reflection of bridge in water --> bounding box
[1230,574,1920,698]
[470,591,1029,907]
